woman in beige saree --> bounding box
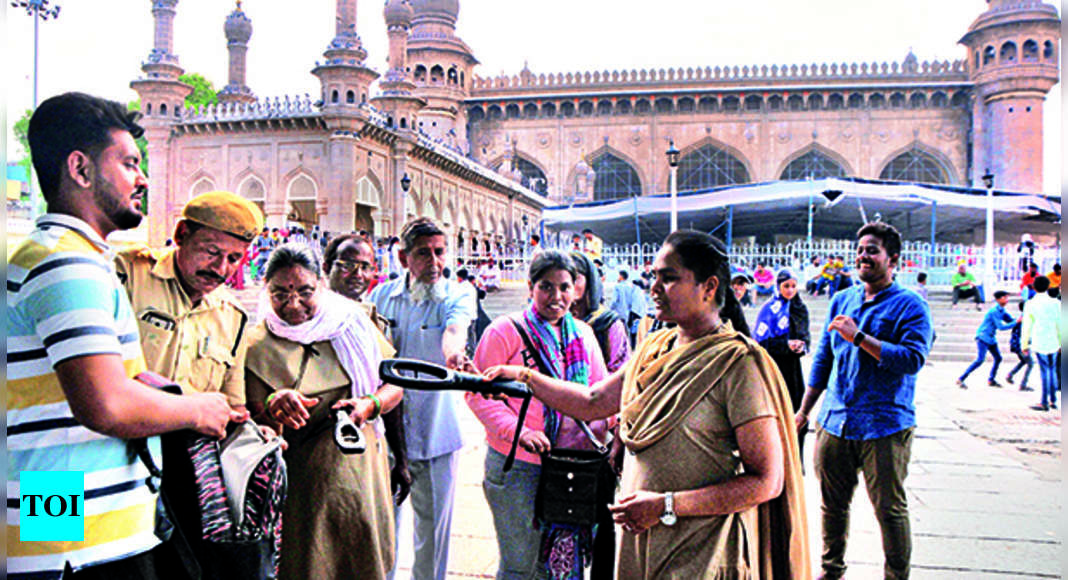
[485,230,810,579]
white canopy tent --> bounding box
[541,177,1061,246]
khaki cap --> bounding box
[182,190,264,242]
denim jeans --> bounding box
[483,447,544,580]
[1007,350,1033,387]
[1035,352,1059,407]
[959,339,1001,383]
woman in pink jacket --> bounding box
[468,250,610,580]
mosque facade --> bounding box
[131,0,1059,247]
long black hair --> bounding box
[663,230,750,335]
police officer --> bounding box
[116,190,264,411]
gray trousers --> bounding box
[391,451,459,580]
[815,427,914,580]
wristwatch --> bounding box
[659,492,677,527]
[852,331,866,347]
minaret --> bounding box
[312,0,379,117]
[372,0,426,238]
[218,1,256,104]
[407,0,479,151]
[960,0,1060,192]
[131,0,193,245]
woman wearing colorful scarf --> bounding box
[752,269,812,465]
[484,231,810,579]
[245,244,402,579]
[468,250,612,580]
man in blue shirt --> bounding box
[795,222,932,580]
[957,290,1016,389]
[370,217,474,580]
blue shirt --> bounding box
[808,282,932,440]
[975,304,1015,345]
[370,276,474,460]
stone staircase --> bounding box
[236,282,1011,365]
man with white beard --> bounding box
[370,217,475,580]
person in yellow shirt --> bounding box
[1046,263,1060,290]
[582,227,603,262]
[115,190,264,411]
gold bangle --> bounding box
[519,367,533,385]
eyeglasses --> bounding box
[269,288,317,303]
[332,259,375,274]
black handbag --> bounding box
[509,318,613,527]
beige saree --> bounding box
[616,322,810,579]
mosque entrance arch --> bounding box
[285,173,318,232]
[354,175,383,236]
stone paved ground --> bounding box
[234,281,1062,578]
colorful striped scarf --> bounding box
[521,305,595,580]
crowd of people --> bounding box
[8,91,1055,580]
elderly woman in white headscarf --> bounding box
[245,244,401,579]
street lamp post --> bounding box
[666,139,680,232]
[400,172,412,224]
[982,170,995,291]
[13,0,61,220]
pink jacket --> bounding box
[468,314,610,465]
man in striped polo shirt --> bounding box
[7,92,244,580]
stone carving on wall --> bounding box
[744,124,757,143]
[875,130,890,143]
[537,132,551,148]
[935,123,959,141]
[569,132,583,146]
[775,124,791,143]
[629,128,642,146]
[840,125,855,142]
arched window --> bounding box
[848,93,865,108]
[951,91,969,107]
[498,157,549,196]
[889,92,906,108]
[430,65,444,84]
[1043,40,1054,60]
[146,103,153,115]
[505,103,520,119]
[930,92,948,107]
[869,93,886,109]
[768,95,783,111]
[487,105,502,120]
[909,92,926,108]
[807,94,823,110]
[780,150,847,180]
[190,178,215,200]
[578,100,594,116]
[744,95,763,111]
[1022,39,1039,61]
[974,50,981,69]
[722,96,740,111]
[346,90,355,104]
[400,118,407,128]
[542,102,557,117]
[616,100,631,115]
[983,46,996,65]
[787,95,804,111]
[523,103,539,118]
[635,99,651,114]
[1000,41,1017,63]
[655,97,674,114]
[331,89,339,103]
[879,149,948,184]
[677,97,695,113]
[413,65,427,83]
[560,102,575,117]
[597,100,613,115]
[161,103,168,115]
[447,67,458,85]
[678,143,750,191]
[591,153,642,201]
[827,93,844,110]
[698,96,717,113]
[468,106,485,123]
[238,175,267,202]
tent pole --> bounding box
[633,194,641,248]
[726,205,734,254]
[929,201,937,270]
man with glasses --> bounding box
[324,233,412,506]
[795,222,932,580]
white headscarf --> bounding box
[262,289,385,436]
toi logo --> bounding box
[20,471,85,541]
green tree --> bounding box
[179,73,219,111]
[13,108,33,183]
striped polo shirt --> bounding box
[7,214,162,578]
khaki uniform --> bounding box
[115,246,249,406]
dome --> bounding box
[224,2,252,43]
[411,0,459,25]
[384,0,413,27]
